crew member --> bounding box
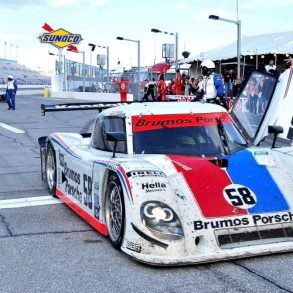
[142,78,155,101]
[174,69,183,95]
[198,60,225,107]
[156,75,167,101]
[114,78,129,102]
[6,75,17,110]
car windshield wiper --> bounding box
[216,118,230,155]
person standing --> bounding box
[174,69,183,95]
[198,60,225,105]
[156,75,167,101]
[142,78,155,101]
[223,69,236,99]
[6,75,17,110]
[114,77,129,102]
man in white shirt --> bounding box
[6,75,18,110]
[265,59,276,73]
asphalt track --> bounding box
[0,94,292,293]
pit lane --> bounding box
[0,94,292,293]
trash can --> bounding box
[44,87,49,98]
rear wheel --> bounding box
[105,174,125,249]
[46,143,57,197]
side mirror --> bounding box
[106,131,126,157]
[268,125,283,148]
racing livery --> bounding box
[39,98,293,265]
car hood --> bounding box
[134,149,292,219]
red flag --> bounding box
[42,23,54,32]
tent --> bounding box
[181,31,293,63]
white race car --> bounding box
[39,72,293,265]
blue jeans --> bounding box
[6,89,16,109]
[224,82,233,99]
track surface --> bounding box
[0,95,292,293]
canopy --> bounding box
[181,31,293,63]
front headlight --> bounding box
[140,201,184,241]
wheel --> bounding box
[105,174,125,249]
[46,143,57,197]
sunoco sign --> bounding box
[38,28,82,49]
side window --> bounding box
[91,116,127,153]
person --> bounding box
[265,59,276,73]
[189,76,199,95]
[142,78,155,101]
[6,75,17,110]
[156,75,167,101]
[174,69,183,95]
[114,77,129,102]
[265,59,280,78]
[223,69,236,99]
[197,60,225,106]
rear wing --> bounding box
[41,101,134,116]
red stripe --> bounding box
[132,113,232,132]
[56,188,108,236]
[168,155,248,218]
[118,166,133,203]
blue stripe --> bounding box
[226,150,289,213]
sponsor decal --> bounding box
[126,241,142,253]
[253,150,269,156]
[64,163,80,184]
[94,181,100,220]
[61,162,82,203]
[194,211,293,230]
[127,170,166,178]
[38,28,82,49]
[141,182,166,193]
[132,113,232,132]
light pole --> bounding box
[208,15,241,81]
[67,48,85,92]
[151,28,178,70]
[116,36,140,100]
[88,43,110,93]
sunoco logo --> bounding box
[38,28,82,49]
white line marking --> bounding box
[0,122,25,134]
[0,196,62,209]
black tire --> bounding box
[46,143,57,197]
[105,174,125,249]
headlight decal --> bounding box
[141,201,184,241]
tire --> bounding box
[46,143,57,197]
[105,174,125,249]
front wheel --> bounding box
[46,143,57,197]
[105,174,125,249]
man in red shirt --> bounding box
[174,69,183,95]
[114,78,129,102]
[157,75,167,101]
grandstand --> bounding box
[0,58,50,85]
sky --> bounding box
[1,0,293,74]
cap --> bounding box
[8,75,13,79]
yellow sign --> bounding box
[38,28,82,49]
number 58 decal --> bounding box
[223,184,257,209]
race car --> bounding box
[38,98,293,265]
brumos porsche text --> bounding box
[194,212,293,230]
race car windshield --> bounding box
[230,71,277,141]
[132,114,247,156]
